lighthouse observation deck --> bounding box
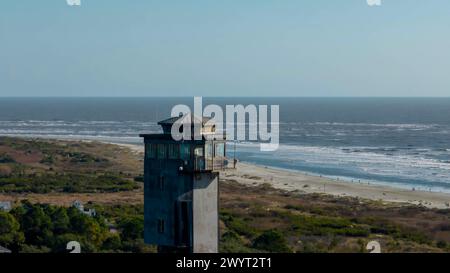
[139,133,229,173]
[140,114,230,173]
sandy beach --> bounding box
[223,162,450,209]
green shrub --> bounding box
[220,211,257,238]
[252,230,291,253]
[220,231,256,253]
[134,176,144,182]
[0,153,15,163]
[0,211,25,252]
[40,155,54,164]
[280,211,369,237]
[0,173,138,193]
[118,216,144,241]
[437,240,447,249]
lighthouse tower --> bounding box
[140,114,227,253]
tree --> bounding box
[50,207,70,235]
[118,216,144,241]
[0,212,25,252]
[67,207,106,247]
[19,204,53,245]
[102,234,122,251]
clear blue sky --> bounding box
[1,0,449,97]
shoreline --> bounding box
[111,141,450,209]
[2,136,450,209]
[223,162,450,209]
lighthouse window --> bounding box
[205,143,213,159]
[157,219,165,234]
[215,143,225,157]
[146,143,157,159]
[159,176,165,190]
[194,147,204,157]
[168,144,180,159]
[180,144,191,160]
[157,144,167,159]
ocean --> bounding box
[0,97,450,193]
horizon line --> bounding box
[1,96,450,99]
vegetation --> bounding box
[219,181,450,253]
[252,230,292,252]
[0,137,141,193]
[1,137,449,253]
[1,180,449,253]
[0,174,137,193]
[0,153,15,163]
[0,201,153,253]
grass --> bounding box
[219,180,450,253]
[0,174,138,193]
[0,137,142,194]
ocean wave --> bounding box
[236,143,450,191]
[305,122,439,130]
